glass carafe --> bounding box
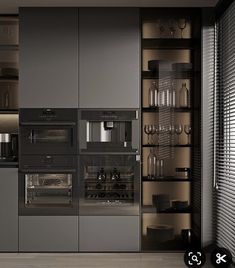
[148,81,158,107]
[147,148,157,179]
[179,82,189,108]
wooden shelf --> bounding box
[0,76,18,81]
[142,144,192,148]
[142,107,191,113]
[142,38,200,49]
[0,44,19,50]
[0,109,18,114]
[142,70,197,79]
[142,176,191,182]
[142,205,191,214]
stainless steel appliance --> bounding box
[79,154,140,216]
[0,133,18,161]
[19,109,77,155]
[79,110,139,153]
[19,155,78,216]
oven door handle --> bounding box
[19,169,77,173]
[20,122,76,126]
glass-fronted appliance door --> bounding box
[79,155,140,216]
[20,125,76,155]
[25,173,72,206]
[19,170,78,216]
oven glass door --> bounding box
[19,170,78,216]
[79,155,140,216]
[20,125,75,154]
[25,173,72,207]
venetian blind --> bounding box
[215,0,235,260]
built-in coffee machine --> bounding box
[78,110,139,153]
[0,133,18,161]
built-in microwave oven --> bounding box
[19,109,77,155]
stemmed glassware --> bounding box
[150,125,156,145]
[177,18,187,38]
[184,124,192,145]
[144,125,152,145]
[168,19,176,38]
[175,124,183,145]
[166,124,175,145]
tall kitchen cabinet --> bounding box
[79,8,140,108]
[0,168,18,251]
[19,8,78,108]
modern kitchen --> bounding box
[0,0,234,267]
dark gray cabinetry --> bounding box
[79,8,140,108]
[0,168,18,252]
[79,216,140,251]
[19,216,78,252]
[19,8,78,108]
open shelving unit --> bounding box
[141,8,201,251]
[0,16,19,166]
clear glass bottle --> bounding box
[147,148,157,179]
[165,87,171,107]
[148,81,158,107]
[179,82,189,108]
[159,159,164,177]
[171,82,176,107]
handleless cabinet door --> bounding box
[79,216,140,251]
[0,168,18,252]
[19,216,78,252]
[19,8,78,108]
[79,8,140,108]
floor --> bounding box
[0,253,216,268]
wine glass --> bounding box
[158,124,166,144]
[175,124,183,145]
[168,19,176,38]
[166,124,174,145]
[144,125,151,145]
[155,124,160,145]
[150,124,157,145]
[177,18,187,38]
[184,124,192,145]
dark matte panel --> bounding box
[19,216,78,252]
[0,168,18,252]
[79,216,140,251]
[19,8,78,108]
[79,8,140,108]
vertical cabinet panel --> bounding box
[79,8,140,108]
[19,8,78,108]
[19,216,78,252]
[0,168,18,252]
[79,216,140,251]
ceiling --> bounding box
[0,0,218,14]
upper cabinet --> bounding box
[19,8,78,108]
[79,8,140,109]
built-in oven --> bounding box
[19,109,77,155]
[19,155,78,215]
[78,110,139,153]
[79,154,140,216]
